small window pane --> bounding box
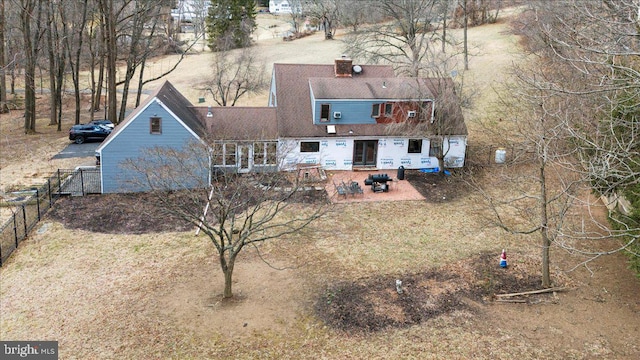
[225,143,236,165]
[320,104,330,122]
[371,104,381,117]
[300,141,320,153]
[253,142,265,165]
[384,103,393,116]
[213,143,223,165]
[408,139,422,153]
[150,117,162,134]
[266,142,277,164]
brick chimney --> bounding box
[335,55,353,78]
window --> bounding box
[384,103,393,116]
[224,143,236,165]
[371,104,381,117]
[300,141,320,153]
[253,142,265,165]
[212,143,224,165]
[266,142,277,165]
[320,104,330,122]
[408,139,422,153]
[150,117,162,134]
[429,139,442,157]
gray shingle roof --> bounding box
[154,81,206,138]
[195,106,278,141]
[309,77,436,100]
[272,63,467,138]
[273,63,397,138]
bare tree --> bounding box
[470,0,640,286]
[338,0,378,32]
[116,2,165,122]
[198,47,267,106]
[19,0,45,134]
[285,0,305,34]
[343,0,455,77]
[124,140,326,299]
[63,0,89,126]
[382,76,467,174]
[96,0,118,124]
[44,0,66,130]
[0,0,8,113]
[511,1,640,273]
[303,0,339,39]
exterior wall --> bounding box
[443,136,467,168]
[269,0,292,14]
[311,99,379,125]
[377,138,435,169]
[99,101,208,193]
[279,136,467,171]
[311,99,433,125]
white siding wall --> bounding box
[279,136,467,171]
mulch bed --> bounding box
[314,252,544,333]
[405,169,473,203]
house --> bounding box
[171,0,211,23]
[269,0,293,14]
[96,82,210,193]
[96,57,467,193]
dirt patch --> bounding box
[47,193,193,234]
[314,252,557,333]
[46,184,328,234]
[405,169,472,203]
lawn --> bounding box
[1,10,639,360]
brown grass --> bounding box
[1,10,640,360]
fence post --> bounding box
[13,212,18,248]
[57,169,62,197]
[80,169,86,196]
[35,188,41,221]
[47,179,52,208]
[21,205,27,241]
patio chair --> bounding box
[333,180,348,199]
[349,181,364,196]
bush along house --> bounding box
[95,57,467,193]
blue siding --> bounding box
[100,102,208,193]
[312,100,380,125]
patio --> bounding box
[325,170,425,203]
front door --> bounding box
[238,145,251,173]
[353,140,378,166]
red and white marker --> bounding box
[500,249,508,268]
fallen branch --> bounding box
[495,287,565,298]
[495,299,527,303]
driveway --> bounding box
[52,141,101,160]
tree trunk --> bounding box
[0,0,8,114]
[22,0,38,134]
[463,0,469,70]
[221,252,236,298]
[99,0,117,124]
[46,2,57,126]
[539,160,551,287]
[68,0,88,125]
[441,0,447,54]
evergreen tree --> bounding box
[206,0,256,51]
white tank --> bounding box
[495,148,506,164]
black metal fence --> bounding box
[0,168,100,267]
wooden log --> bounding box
[495,287,565,298]
[495,299,527,303]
